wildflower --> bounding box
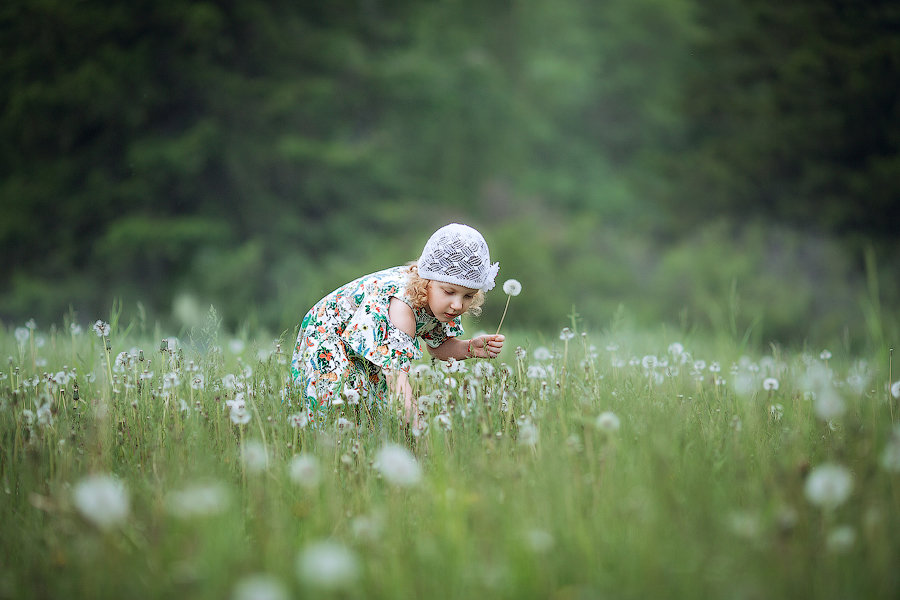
[891,380,900,399]
[296,541,359,591]
[190,374,206,390]
[813,388,846,421]
[518,418,539,447]
[232,574,290,600]
[241,441,268,473]
[769,404,784,421]
[820,349,832,361]
[804,463,853,510]
[351,513,384,543]
[73,474,130,530]
[14,327,29,345]
[289,454,321,488]
[502,279,522,296]
[496,279,522,335]
[667,342,684,356]
[826,525,856,554]
[70,323,82,335]
[533,347,552,361]
[25,318,36,330]
[92,320,110,337]
[373,443,422,486]
[526,365,548,380]
[289,412,309,429]
[880,426,900,472]
[559,328,575,341]
[709,362,721,373]
[693,360,706,371]
[344,388,360,405]
[230,406,251,425]
[335,417,353,434]
[641,355,658,370]
[165,482,230,518]
[595,411,621,434]
[163,372,181,391]
[435,411,452,431]
[473,361,495,378]
[524,528,555,553]
[763,377,779,391]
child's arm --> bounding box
[428,334,505,361]
[388,298,419,423]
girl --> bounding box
[290,223,505,423]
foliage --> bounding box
[1,318,899,598]
[0,0,897,346]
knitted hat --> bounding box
[417,224,499,291]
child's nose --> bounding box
[450,297,462,309]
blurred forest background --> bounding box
[1,0,898,350]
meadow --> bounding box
[1,310,899,600]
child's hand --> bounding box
[469,334,505,359]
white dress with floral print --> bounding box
[291,266,463,413]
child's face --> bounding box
[426,281,478,322]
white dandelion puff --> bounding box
[92,320,110,337]
[826,525,856,554]
[288,412,309,429]
[559,327,575,341]
[502,279,522,296]
[594,411,621,434]
[891,381,900,399]
[289,454,321,488]
[804,463,853,510]
[241,441,268,473]
[165,482,230,518]
[763,377,779,391]
[73,474,130,530]
[373,443,421,486]
[14,327,29,345]
[813,388,846,421]
[232,574,290,600]
[296,541,360,590]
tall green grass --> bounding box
[1,315,898,599]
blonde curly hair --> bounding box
[405,264,484,317]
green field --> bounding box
[2,315,898,599]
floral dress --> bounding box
[290,266,463,415]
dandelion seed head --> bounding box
[230,406,251,425]
[92,320,110,337]
[595,411,621,434]
[667,342,684,356]
[73,474,130,530]
[891,380,900,399]
[289,412,308,429]
[820,349,832,361]
[559,327,575,341]
[165,482,230,519]
[763,377,779,391]
[502,279,522,296]
[373,443,421,486]
[813,388,846,421]
[289,454,321,488]
[804,463,853,510]
[14,327,29,345]
[241,441,268,473]
[231,574,290,600]
[533,347,552,361]
[296,541,359,590]
[826,525,856,554]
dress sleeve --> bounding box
[419,316,465,348]
[341,291,422,373]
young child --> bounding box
[290,223,506,423]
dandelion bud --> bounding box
[160,339,168,352]
[139,350,144,362]
[104,338,111,351]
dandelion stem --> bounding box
[495,295,512,336]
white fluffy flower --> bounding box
[241,441,268,473]
[891,380,900,399]
[804,463,853,510]
[165,482,230,518]
[594,411,621,434]
[14,327,29,344]
[73,474,130,530]
[763,377,779,391]
[232,574,290,600]
[502,279,522,296]
[373,443,422,486]
[296,541,360,590]
[813,388,846,421]
[289,454,321,488]
[92,320,111,337]
[289,412,309,429]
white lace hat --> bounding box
[417,223,499,291]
